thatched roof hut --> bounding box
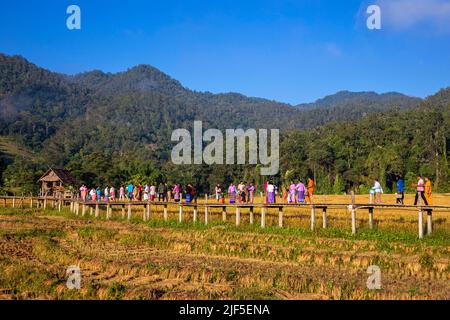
[38,168,79,197]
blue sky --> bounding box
[1,0,450,104]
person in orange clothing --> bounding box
[306,177,315,204]
[424,176,432,205]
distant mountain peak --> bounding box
[71,64,185,96]
[296,90,420,111]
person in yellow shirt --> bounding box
[306,177,315,204]
[424,177,432,205]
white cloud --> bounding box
[377,0,450,32]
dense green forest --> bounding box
[0,53,448,194]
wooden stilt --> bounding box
[236,206,241,226]
[418,208,424,239]
[261,206,266,228]
[426,210,432,236]
[222,206,226,222]
[369,207,374,229]
[279,206,283,228]
[351,206,356,235]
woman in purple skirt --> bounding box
[228,183,237,204]
[267,181,275,204]
[296,180,306,203]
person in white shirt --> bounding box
[267,182,275,204]
[104,186,110,202]
[371,179,383,204]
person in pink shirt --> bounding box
[228,183,237,204]
[288,181,296,203]
[173,184,181,202]
[119,186,125,201]
[80,185,87,202]
[413,175,428,206]
[109,186,115,202]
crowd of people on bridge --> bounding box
[77,175,432,206]
[215,178,315,205]
[77,177,317,205]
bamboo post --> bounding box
[193,206,198,223]
[426,210,432,236]
[146,203,151,221]
[369,207,374,229]
[179,204,183,223]
[70,201,74,213]
[418,207,424,239]
[351,191,356,235]
[310,205,315,231]
[163,204,168,221]
[236,206,240,226]
[12,196,15,208]
[30,196,33,208]
[418,196,423,239]
[249,206,254,225]
[193,205,198,223]
[82,203,86,216]
[204,194,208,225]
[44,197,47,210]
[143,205,147,221]
[107,204,112,220]
[222,206,226,222]
[76,202,80,215]
[121,204,125,219]
[322,207,327,229]
[278,206,283,228]
[95,203,99,218]
[261,206,266,228]
[351,207,357,235]
[127,203,132,220]
[89,206,93,216]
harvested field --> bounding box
[0,194,449,300]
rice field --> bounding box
[0,193,449,300]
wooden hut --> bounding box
[38,168,79,198]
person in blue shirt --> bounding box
[396,176,405,205]
[127,183,134,201]
[96,187,101,202]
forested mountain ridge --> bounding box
[297,91,420,110]
[0,52,448,194]
[0,53,423,155]
[295,91,421,126]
